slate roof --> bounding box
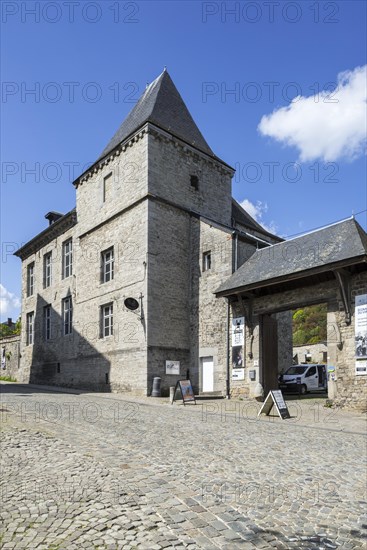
[14,209,77,261]
[99,70,215,160]
[231,199,282,241]
[216,218,367,296]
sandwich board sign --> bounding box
[172,380,196,405]
[258,390,290,420]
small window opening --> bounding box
[203,251,211,272]
[190,175,199,190]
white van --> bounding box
[279,364,327,394]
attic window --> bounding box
[190,175,199,190]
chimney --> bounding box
[45,212,64,226]
[7,318,12,326]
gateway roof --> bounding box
[216,218,367,296]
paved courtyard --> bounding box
[0,383,366,549]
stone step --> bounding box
[197,391,224,398]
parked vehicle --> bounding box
[279,364,327,394]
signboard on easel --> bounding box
[258,390,290,419]
[172,380,196,405]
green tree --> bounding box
[0,317,21,338]
[292,304,327,345]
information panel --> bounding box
[172,380,196,405]
[258,390,290,420]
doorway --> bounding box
[201,356,214,392]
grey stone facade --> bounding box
[15,71,278,397]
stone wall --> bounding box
[328,271,367,411]
[276,310,293,373]
[0,335,20,381]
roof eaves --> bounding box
[74,121,235,186]
[14,209,77,260]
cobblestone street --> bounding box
[1,383,366,549]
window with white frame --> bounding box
[44,305,51,341]
[202,251,211,272]
[103,172,112,202]
[43,252,52,288]
[101,247,114,283]
[62,239,73,279]
[101,303,113,338]
[27,263,35,296]
[26,312,34,345]
[62,296,72,336]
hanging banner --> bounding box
[232,317,244,346]
[232,317,245,371]
[355,294,367,359]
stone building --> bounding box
[15,70,367,409]
[14,70,280,396]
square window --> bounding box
[43,252,52,288]
[203,251,211,272]
[62,239,73,279]
[101,247,114,283]
[62,296,72,336]
[101,303,113,338]
[27,263,35,297]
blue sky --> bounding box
[1,0,366,321]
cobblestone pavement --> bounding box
[1,383,366,549]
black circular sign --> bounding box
[124,297,139,311]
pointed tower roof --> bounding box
[98,70,214,160]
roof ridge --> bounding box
[258,216,356,252]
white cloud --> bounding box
[0,284,21,317]
[258,65,367,162]
[239,199,277,234]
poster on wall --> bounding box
[355,361,367,376]
[232,346,243,367]
[232,317,245,346]
[232,317,245,368]
[166,360,180,375]
[232,368,245,381]
[355,294,367,359]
